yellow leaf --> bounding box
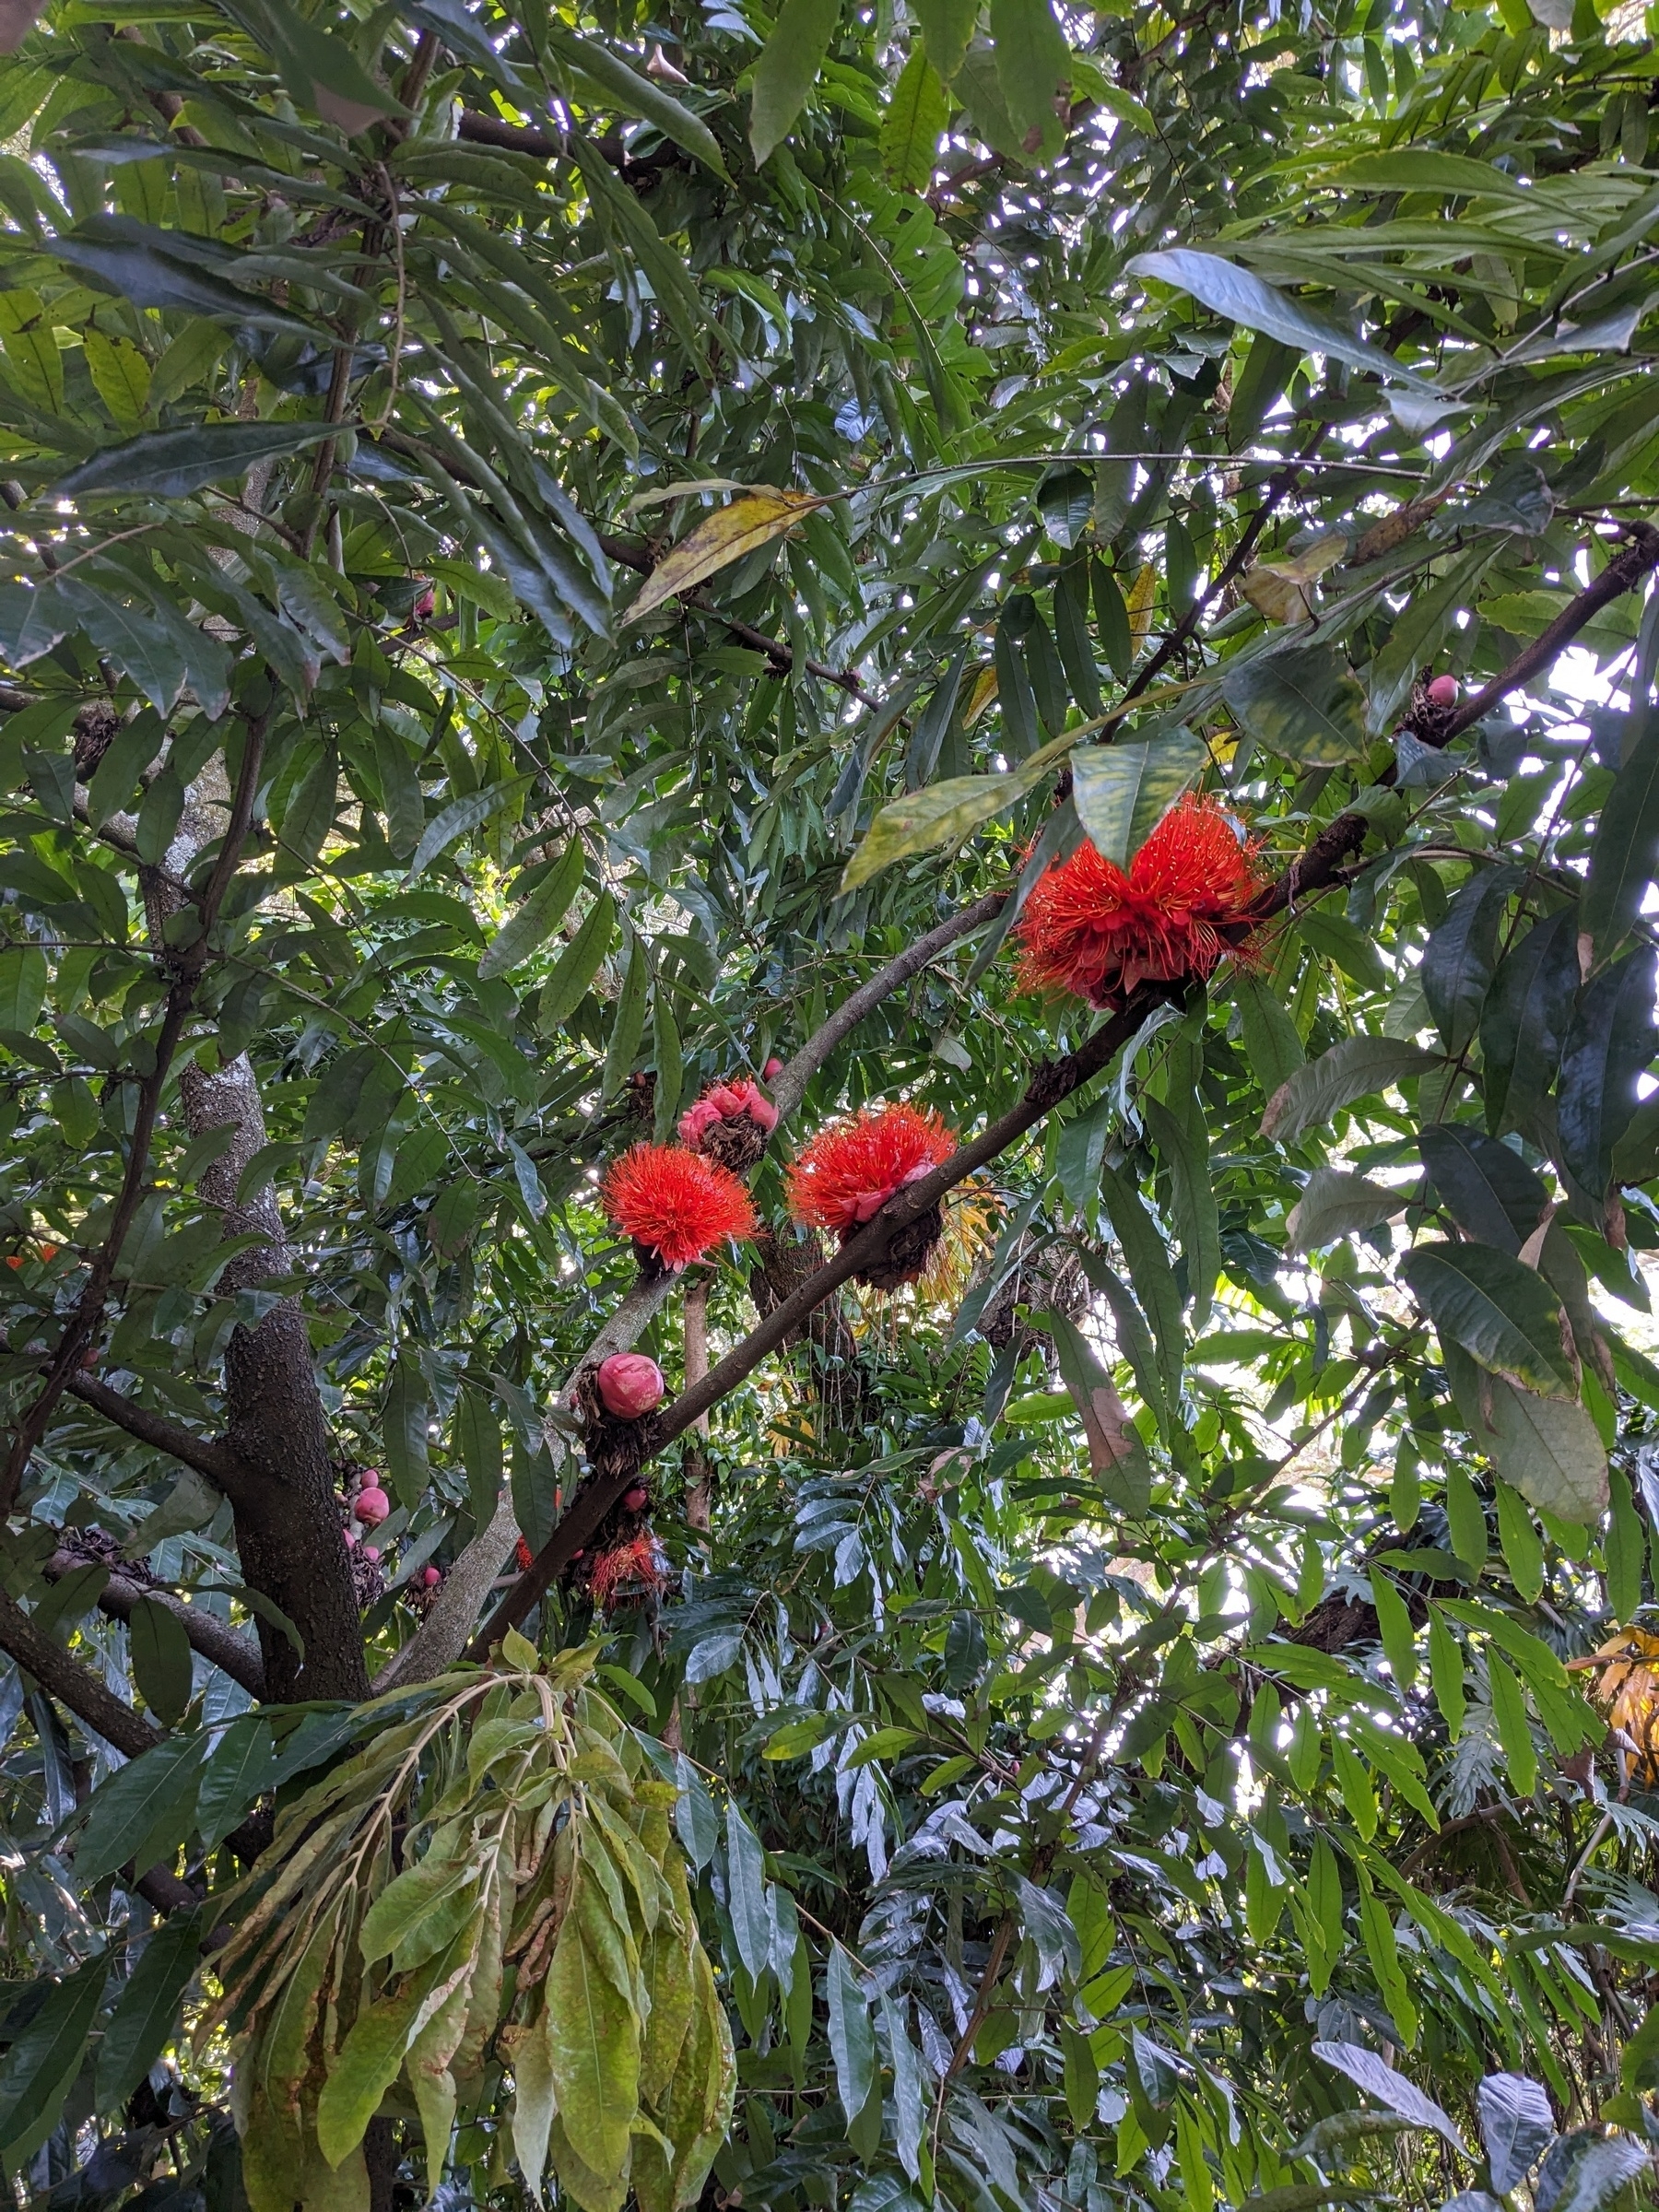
[625,491,826,623]
[961,664,999,728]
[1240,533,1348,625]
[1126,562,1157,649]
[841,727,1074,891]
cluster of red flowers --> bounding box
[590,1533,667,1610]
[601,1142,757,1271]
[1015,794,1265,1013]
[784,1102,956,1237]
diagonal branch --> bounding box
[64,1371,249,1492]
[0,1587,161,1759]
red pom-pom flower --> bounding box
[1014,794,1265,1013]
[786,1102,956,1237]
[590,1533,668,1611]
[601,1142,757,1272]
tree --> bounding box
[3,0,1659,2202]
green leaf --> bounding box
[454,1384,505,1527]
[1494,1478,1545,1604]
[198,1713,276,1850]
[912,0,976,76]
[841,728,1075,888]
[1221,645,1370,765]
[83,327,151,428]
[315,1988,422,2168]
[1042,1306,1152,1512]
[383,1347,431,1506]
[824,1945,874,2127]
[1557,945,1656,1200]
[0,943,46,1033]
[1099,1165,1183,1405]
[97,1910,202,2108]
[749,0,843,163]
[76,1736,203,1887]
[1285,1168,1400,1253]
[482,845,587,982]
[1583,707,1659,960]
[1421,872,1516,1054]
[408,773,534,882]
[1400,1240,1578,1398]
[1418,1123,1549,1250]
[1070,731,1207,869]
[1606,1464,1643,1624]
[1370,1571,1417,1689]
[1262,1035,1444,1146]
[1487,1649,1536,1794]
[0,1961,108,2163]
[724,1802,771,1983]
[1444,1342,1608,1523]
[1131,248,1434,391]
[545,1874,641,2179]
[55,418,335,500]
[1479,910,1578,1134]
[599,932,649,1105]
[1142,1094,1218,1327]
[1233,972,1305,1099]
[1428,1606,1465,1736]
[546,27,731,178]
[539,891,616,1031]
[988,0,1071,159]
[880,49,947,191]
[128,1594,194,1725]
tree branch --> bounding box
[0,1587,161,1759]
[47,1548,265,1699]
[472,812,1373,1656]
[63,1371,249,1492]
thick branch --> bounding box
[0,1587,161,1759]
[64,1371,249,1492]
[48,1549,265,1699]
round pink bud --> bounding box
[596,1352,665,1420]
[354,1485,391,1526]
[343,1525,359,1547]
[746,1092,779,1133]
[624,1484,649,1513]
[421,1565,442,1588]
[763,1057,784,1080]
[677,1099,721,1143]
[706,1084,745,1118]
[362,1545,381,1562]
[1425,674,1459,707]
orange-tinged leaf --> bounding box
[626,491,827,623]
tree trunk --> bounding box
[141,774,367,1701]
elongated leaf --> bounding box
[545,1877,641,2179]
[547,27,730,178]
[128,1595,194,1726]
[1480,909,1579,1133]
[843,728,1073,889]
[98,1912,203,2108]
[1400,1240,1578,1398]
[1263,1035,1444,1145]
[76,1736,203,1886]
[1099,1164,1183,1404]
[56,420,335,500]
[1535,2132,1648,2212]
[1041,1306,1151,1512]
[724,1803,771,1983]
[1131,249,1434,391]
[1583,705,1659,960]
[627,492,825,623]
[1070,730,1207,868]
[408,774,534,882]
[1444,1343,1608,1522]
[1311,2041,1466,2151]
[880,48,947,190]
[315,1989,421,2168]
[1421,872,1516,1053]
[48,217,320,335]
[1557,945,1657,1199]
[749,0,843,162]
[1142,1094,1219,1326]
[824,1945,874,2126]
[480,842,586,981]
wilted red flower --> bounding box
[590,1533,667,1610]
[515,1535,534,1572]
[786,1102,957,1238]
[601,1142,757,1271]
[1015,794,1266,1013]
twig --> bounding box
[63,1371,248,1492]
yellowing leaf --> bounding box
[1126,561,1157,649]
[1240,532,1348,624]
[841,726,1075,890]
[962,664,999,727]
[625,490,827,622]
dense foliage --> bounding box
[4,0,1659,2204]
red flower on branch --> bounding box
[1014,794,1266,1012]
[590,1533,668,1610]
[785,1102,956,1237]
[601,1142,758,1271]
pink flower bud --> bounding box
[746,1092,779,1133]
[354,1485,390,1526]
[763,1057,784,1080]
[706,1084,745,1118]
[421,1565,442,1588]
[624,1484,649,1513]
[343,1525,359,1547]
[1425,674,1459,707]
[362,1545,381,1562]
[596,1352,665,1420]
